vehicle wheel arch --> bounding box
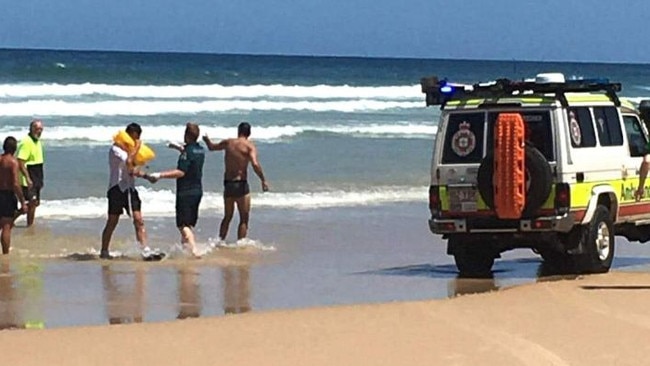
[581,186,618,224]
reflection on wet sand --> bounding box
[448,262,582,297]
[175,263,252,318]
[101,261,254,324]
[0,259,44,330]
[0,260,23,330]
[101,264,145,324]
[223,265,251,314]
[448,275,498,297]
[177,266,201,319]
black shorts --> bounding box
[176,193,202,228]
[223,180,250,198]
[0,190,17,219]
[107,185,142,216]
[22,186,41,202]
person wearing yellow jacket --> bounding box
[16,119,44,227]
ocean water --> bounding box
[3,50,650,222]
[3,49,650,328]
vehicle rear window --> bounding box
[441,112,485,164]
[487,111,554,161]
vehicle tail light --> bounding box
[554,183,570,215]
[429,185,441,216]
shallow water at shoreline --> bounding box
[3,202,650,330]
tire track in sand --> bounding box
[541,279,650,330]
[429,305,571,366]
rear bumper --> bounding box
[429,213,575,234]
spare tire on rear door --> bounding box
[477,145,553,217]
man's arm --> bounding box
[146,151,189,182]
[112,144,138,176]
[249,144,269,191]
[12,160,26,212]
[202,135,228,151]
[146,169,185,182]
[16,139,33,188]
[126,140,142,173]
[17,159,32,188]
[635,154,650,201]
[167,142,185,153]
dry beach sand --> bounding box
[2,271,650,366]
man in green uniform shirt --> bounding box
[147,122,205,258]
[16,119,44,227]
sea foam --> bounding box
[25,186,427,220]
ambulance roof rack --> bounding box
[420,74,622,109]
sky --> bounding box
[1,0,649,63]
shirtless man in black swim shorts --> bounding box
[0,137,27,254]
[203,122,269,241]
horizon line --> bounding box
[0,46,647,66]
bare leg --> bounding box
[132,210,147,248]
[0,218,13,254]
[26,199,38,227]
[101,214,120,257]
[180,226,200,258]
[219,197,235,240]
[235,194,251,240]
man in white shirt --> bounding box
[100,123,158,260]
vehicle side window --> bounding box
[567,107,596,148]
[623,115,648,157]
[441,112,484,164]
[593,107,624,146]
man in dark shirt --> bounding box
[147,122,205,258]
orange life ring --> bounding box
[493,113,526,219]
[113,130,156,166]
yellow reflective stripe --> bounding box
[571,179,643,206]
[439,186,555,211]
[565,94,614,104]
[446,99,485,106]
[445,97,556,108]
[439,179,644,212]
[620,99,636,111]
[445,94,627,108]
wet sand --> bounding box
[3,203,650,329]
[2,271,650,366]
[2,202,650,364]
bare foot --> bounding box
[99,250,113,260]
[184,243,201,259]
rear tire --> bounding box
[477,146,553,217]
[449,236,495,278]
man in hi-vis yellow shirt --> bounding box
[16,119,44,227]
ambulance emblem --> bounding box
[451,122,476,157]
[569,111,582,146]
